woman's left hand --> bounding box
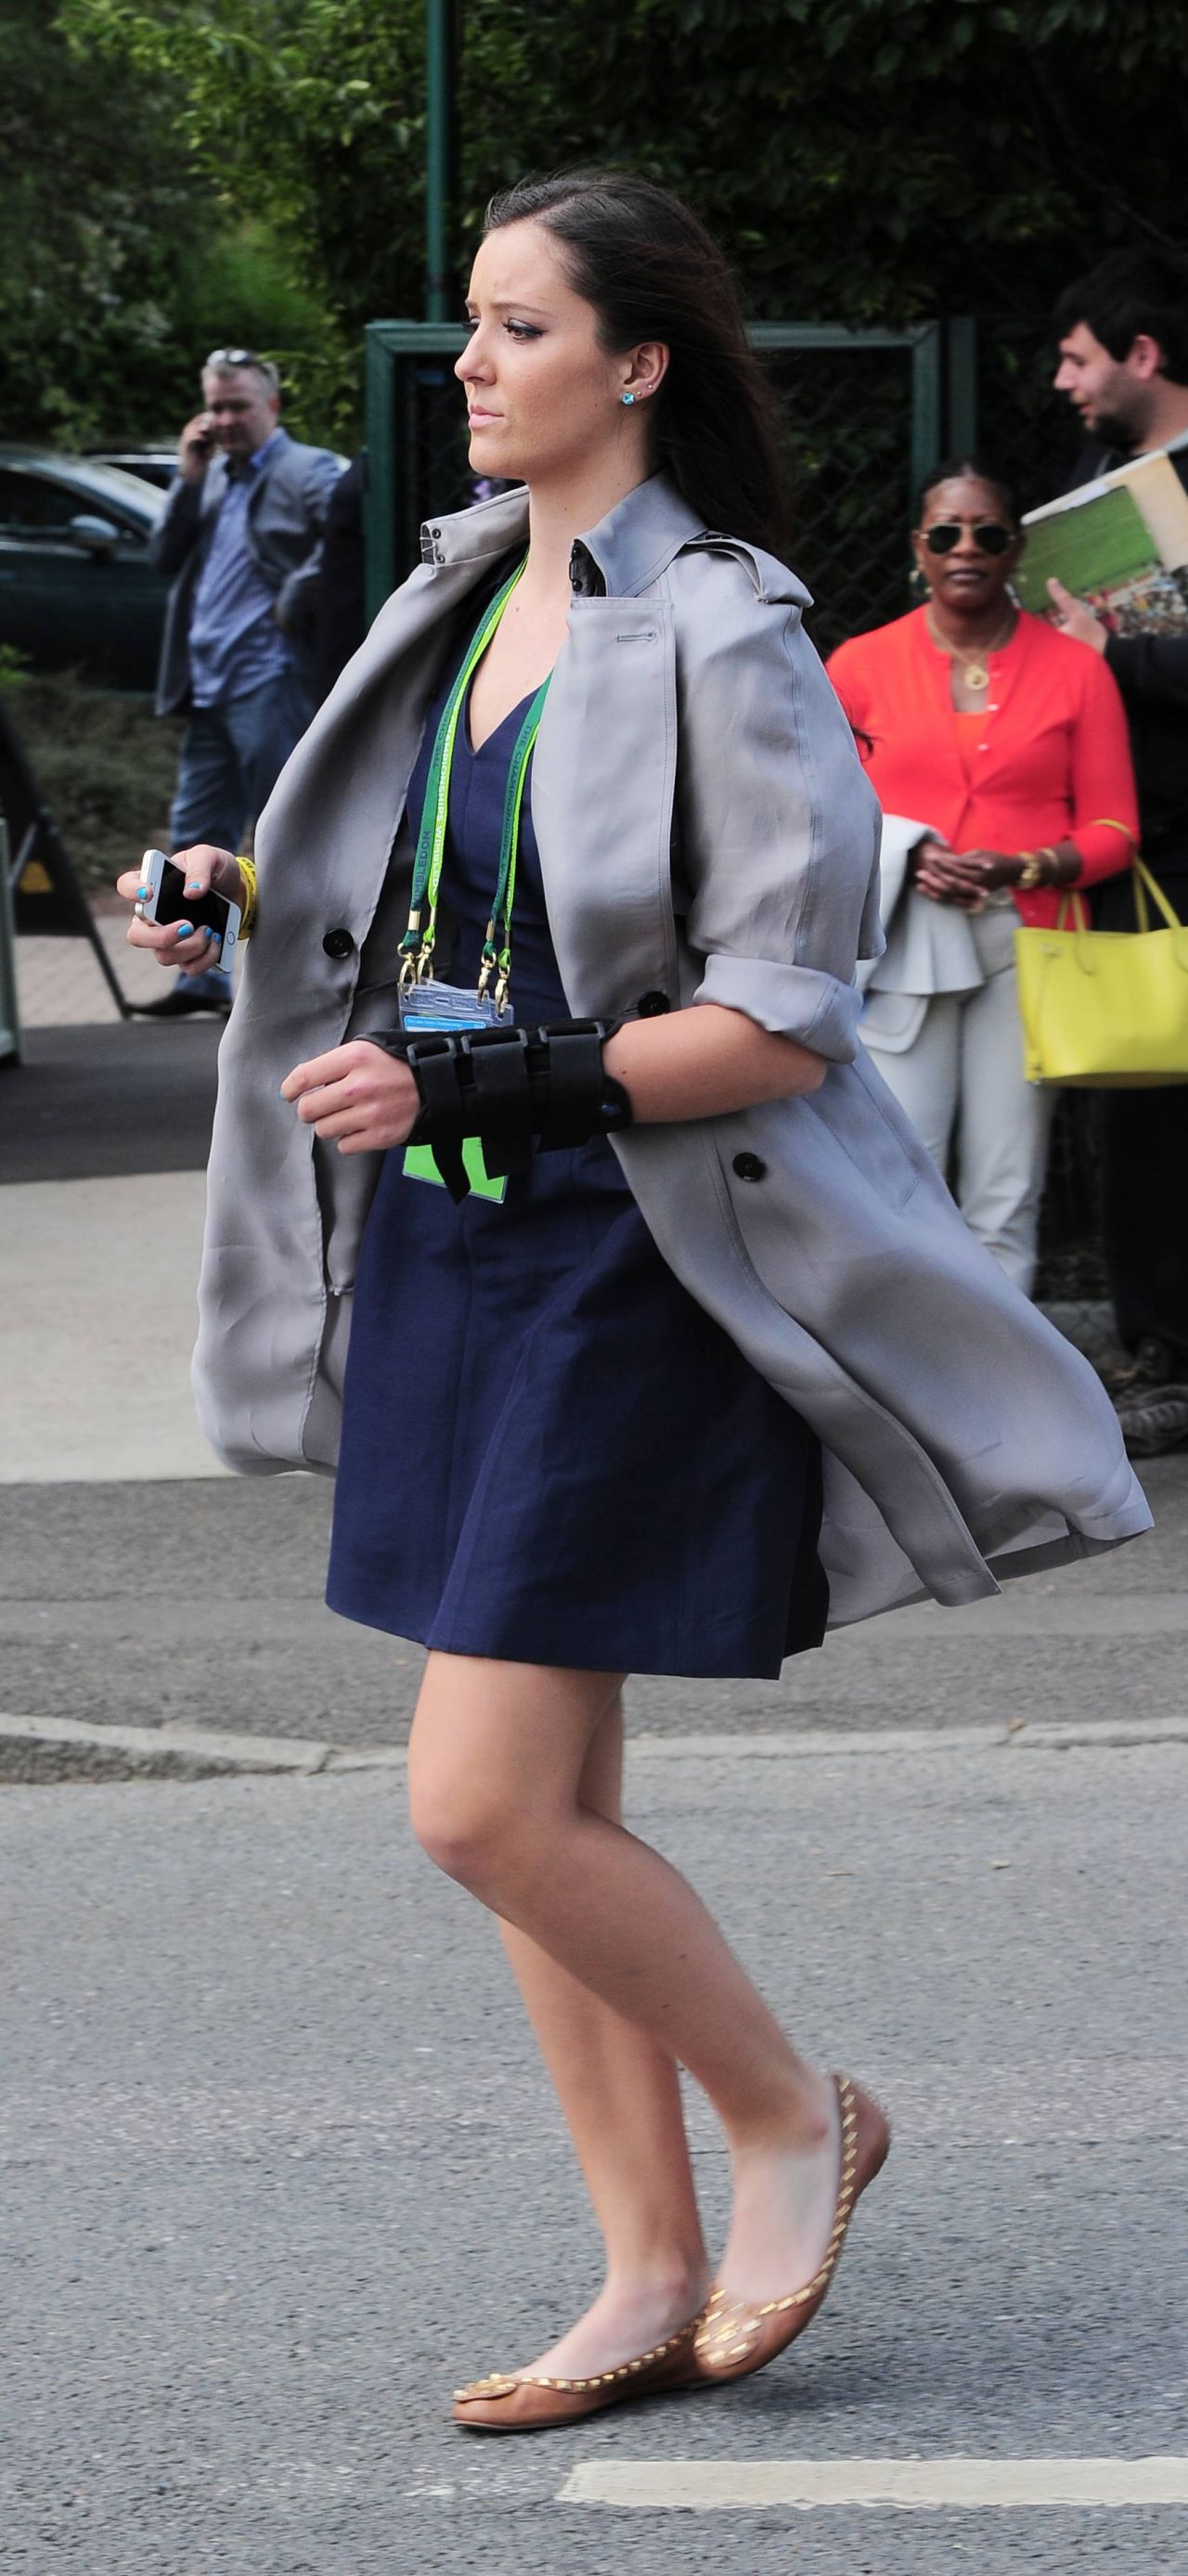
[280,1039,420,1154]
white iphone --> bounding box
[135,848,241,969]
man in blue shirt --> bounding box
[146,351,342,1013]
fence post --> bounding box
[909,323,942,506]
[424,0,458,324]
[364,325,398,627]
[946,316,978,456]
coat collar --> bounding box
[420,471,705,597]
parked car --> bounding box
[0,447,168,690]
[83,447,178,493]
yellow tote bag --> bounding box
[1014,859,1188,1087]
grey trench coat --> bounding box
[194,472,1150,1626]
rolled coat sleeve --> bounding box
[677,560,884,1063]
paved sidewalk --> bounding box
[18,910,165,1026]
[15,899,239,1028]
[3,1732,1184,2574]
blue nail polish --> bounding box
[184,879,202,895]
[175,921,192,938]
[136,884,149,900]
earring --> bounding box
[910,564,927,596]
[620,391,636,406]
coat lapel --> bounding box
[532,596,681,1017]
[252,523,528,946]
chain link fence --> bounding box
[363,320,955,653]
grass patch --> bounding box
[2,669,183,893]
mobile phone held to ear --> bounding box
[135,849,240,970]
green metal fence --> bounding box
[364,317,977,654]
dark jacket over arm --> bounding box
[150,476,205,578]
[1060,441,1188,865]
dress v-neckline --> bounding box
[463,679,538,758]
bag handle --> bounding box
[1131,856,1184,935]
[1054,858,1183,938]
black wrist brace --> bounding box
[367,1018,632,1203]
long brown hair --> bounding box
[484,170,788,557]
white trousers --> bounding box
[862,905,1054,1294]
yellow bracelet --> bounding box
[236,856,258,938]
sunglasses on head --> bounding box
[923,521,1014,557]
[205,347,264,370]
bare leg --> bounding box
[499,1689,712,2376]
[409,1654,841,2322]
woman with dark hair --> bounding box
[828,457,1139,1293]
[120,181,1147,2430]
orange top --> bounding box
[827,606,1140,927]
[952,709,985,780]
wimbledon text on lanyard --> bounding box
[398,558,548,1019]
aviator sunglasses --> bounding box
[923,520,1014,557]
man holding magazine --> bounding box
[1049,250,1188,1445]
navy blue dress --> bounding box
[326,597,827,1678]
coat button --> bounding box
[322,928,355,960]
[732,1152,767,1182]
[637,990,670,1017]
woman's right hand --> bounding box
[910,835,985,912]
[115,845,246,977]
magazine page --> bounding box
[1015,451,1188,634]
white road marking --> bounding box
[559,2457,1188,2510]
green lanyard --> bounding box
[399,559,549,1014]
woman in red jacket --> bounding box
[828,457,1138,1293]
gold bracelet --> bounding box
[236,856,258,938]
[1020,845,1062,889]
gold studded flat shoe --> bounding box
[452,2309,709,2434]
[692,2073,890,2386]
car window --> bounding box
[0,468,137,535]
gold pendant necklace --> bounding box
[925,606,1015,695]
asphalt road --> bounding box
[4,1453,1186,1749]
[3,1732,1185,2574]
[0,1020,220,1184]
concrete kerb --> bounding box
[0,1708,1185,1784]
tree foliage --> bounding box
[0,0,342,443]
[59,0,1188,339]
[0,0,202,440]
[16,0,1188,444]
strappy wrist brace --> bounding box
[366,1019,632,1203]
